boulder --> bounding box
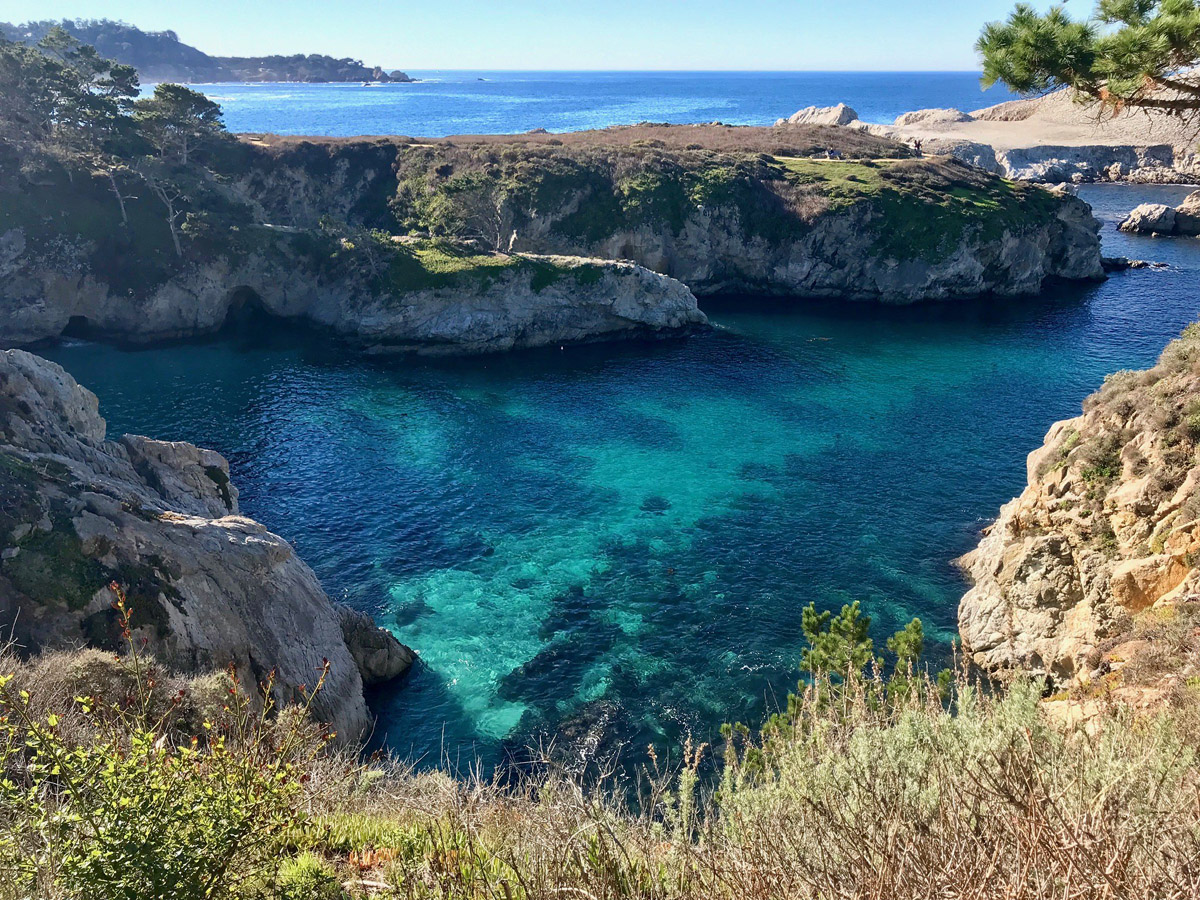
[892,108,974,128]
[1177,190,1200,215]
[338,604,417,685]
[774,103,859,127]
[1119,203,1178,234]
[1175,190,1200,235]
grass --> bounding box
[385,240,522,292]
[317,233,613,297]
[392,142,1072,268]
[775,156,1064,262]
[2,582,1200,900]
[6,645,1200,900]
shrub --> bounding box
[272,853,348,900]
[0,586,330,899]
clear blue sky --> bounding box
[2,0,1088,71]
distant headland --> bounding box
[0,18,413,83]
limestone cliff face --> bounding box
[0,226,705,352]
[0,349,414,738]
[959,326,1200,683]
[511,186,1102,302]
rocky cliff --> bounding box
[0,129,1102,355]
[0,146,704,351]
[0,349,414,738]
[387,144,1104,302]
[0,230,705,353]
[959,324,1200,686]
[513,165,1102,301]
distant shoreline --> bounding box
[141,79,421,86]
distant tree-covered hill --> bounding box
[0,19,412,83]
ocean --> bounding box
[181,71,1019,137]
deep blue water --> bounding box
[177,72,1018,137]
[36,184,1200,771]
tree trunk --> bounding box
[107,171,129,228]
[166,208,182,258]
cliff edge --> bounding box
[0,349,414,738]
[959,324,1200,688]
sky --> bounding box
[0,0,1087,71]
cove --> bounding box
[36,184,1200,771]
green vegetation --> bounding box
[385,240,608,295]
[0,38,616,309]
[393,143,1066,265]
[0,513,105,610]
[135,83,224,167]
[0,27,253,293]
[0,590,329,899]
[778,155,1063,261]
[2,585,1199,899]
[979,1,1200,117]
[1,29,1079,315]
[1,19,407,84]
[305,224,608,298]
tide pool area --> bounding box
[39,184,1200,770]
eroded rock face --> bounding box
[511,179,1103,302]
[0,240,706,351]
[959,326,1200,683]
[995,145,1181,184]
[0,349,413,738]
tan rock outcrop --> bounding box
[1119,191,1200,236]
[959,324,1200,683]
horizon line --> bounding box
[389,68,989,74]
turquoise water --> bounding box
[36,184,1200,770]
[178,72,1017,137]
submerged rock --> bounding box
[958,324,1200,684]
[0,349,413,738]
